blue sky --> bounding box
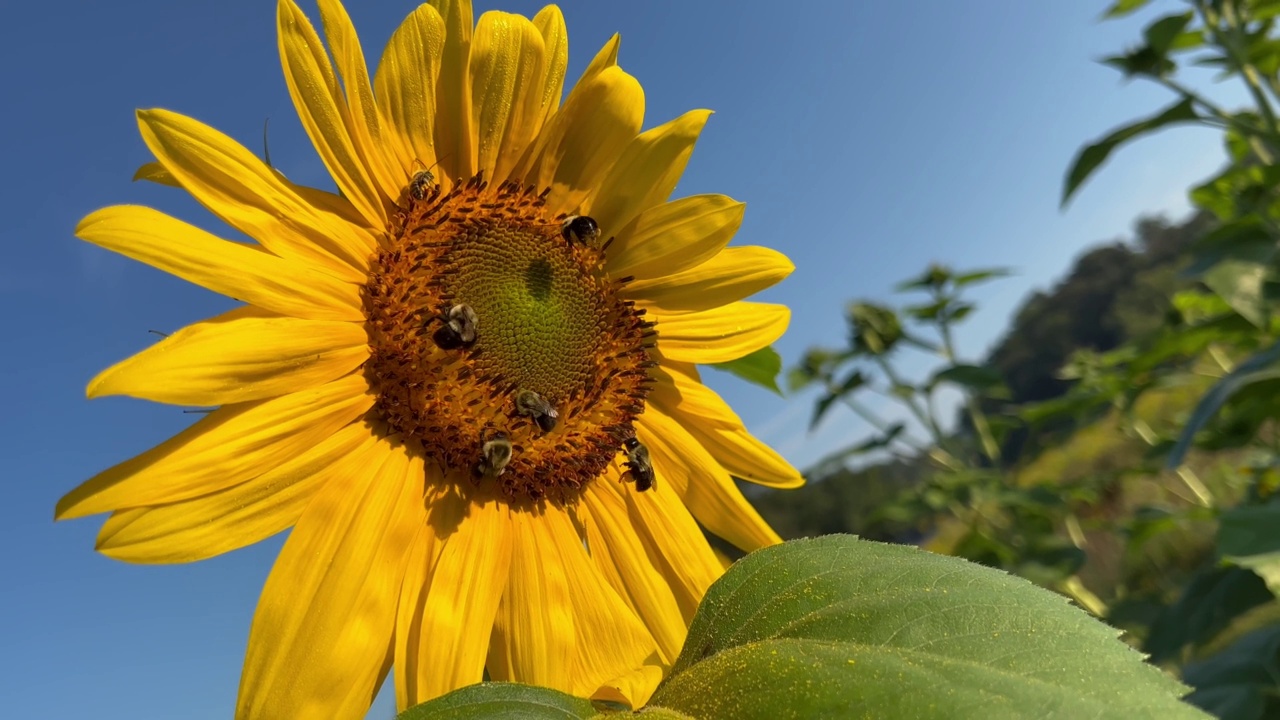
[0,1,1233,718]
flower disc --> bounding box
[363,176,654,501]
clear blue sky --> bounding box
[0,1,1231,718]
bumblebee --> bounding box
[515,389,559,432]
[476,431,513,478]
[623,438,655,492]
[431,303,479,349]
[561,215,600,246]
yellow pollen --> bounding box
[362,175,654,502]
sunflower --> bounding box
[57,0,801,717]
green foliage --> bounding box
[767,5,1280,716]
[399,538,1208,720]
[395,683,598,719]
[708,346,783,395]
[1063,99,1200,206]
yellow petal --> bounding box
[470,12,546,182]
[398,486,512,706]
[88,306,368,406]
[619,465,724,623]
[136,109,375,281]
[430,0,476,181]
[582,483,686,664]
[132,161,179,187]
[605,194,743,280]
[75,206,363,322]
[374,4,446,179]
[638,411,782,554]
[56,375,373,520]
[316,0,406,203]
[530,6,568,129]
[278,0,386,227]
[393,519,437,711]
[488,503,657,699]
[585,109,711,233]
[95,422,380,564]
[651,363,803,489]
[654,302,790,364]
[594,663,665,710]
[487,506,574,691]
[627,246,794,313]
[517,64,644,214]
[580,33,620,81]
[237,441,425,720]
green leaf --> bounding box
[1103,0,1155,18]
[805,423,908,474]
[1168,340,1280,468]
[810,371,866,429]
[1219,504,1280,594]
[649,536,1207,720]
[1202,250,1273,329]
[848,302,904,355]
[952,267,1012,287]
[1063,97,1199,207]
[1183,625,1280,720]
[894,264,952,292]
[929,363,1011,399]
[1143,567,1275,662]
[709,346,783,396]
[1144,12,1194,55]
[396,682,597,719]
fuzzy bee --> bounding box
[561,215,600,247]
[430,303,479,349]
[622,437,655,492]
[476,431,513,478]
[408,169,435,201]
[515,389,559,432]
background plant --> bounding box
[768,1,1280,717]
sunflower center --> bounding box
[362,175,653,502]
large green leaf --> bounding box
[1062,97,1199,207]
[396,683,598,719]
[708,346,783,396]
[1167,340,1280,468]
[650,536,1207,720]
[1219,504,1280,593]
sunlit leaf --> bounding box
[709,346,783,395]
[650,536,1207,720]
[1063,98,1200,207]
[1203,253,1272,329]
[396,683,597,719]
